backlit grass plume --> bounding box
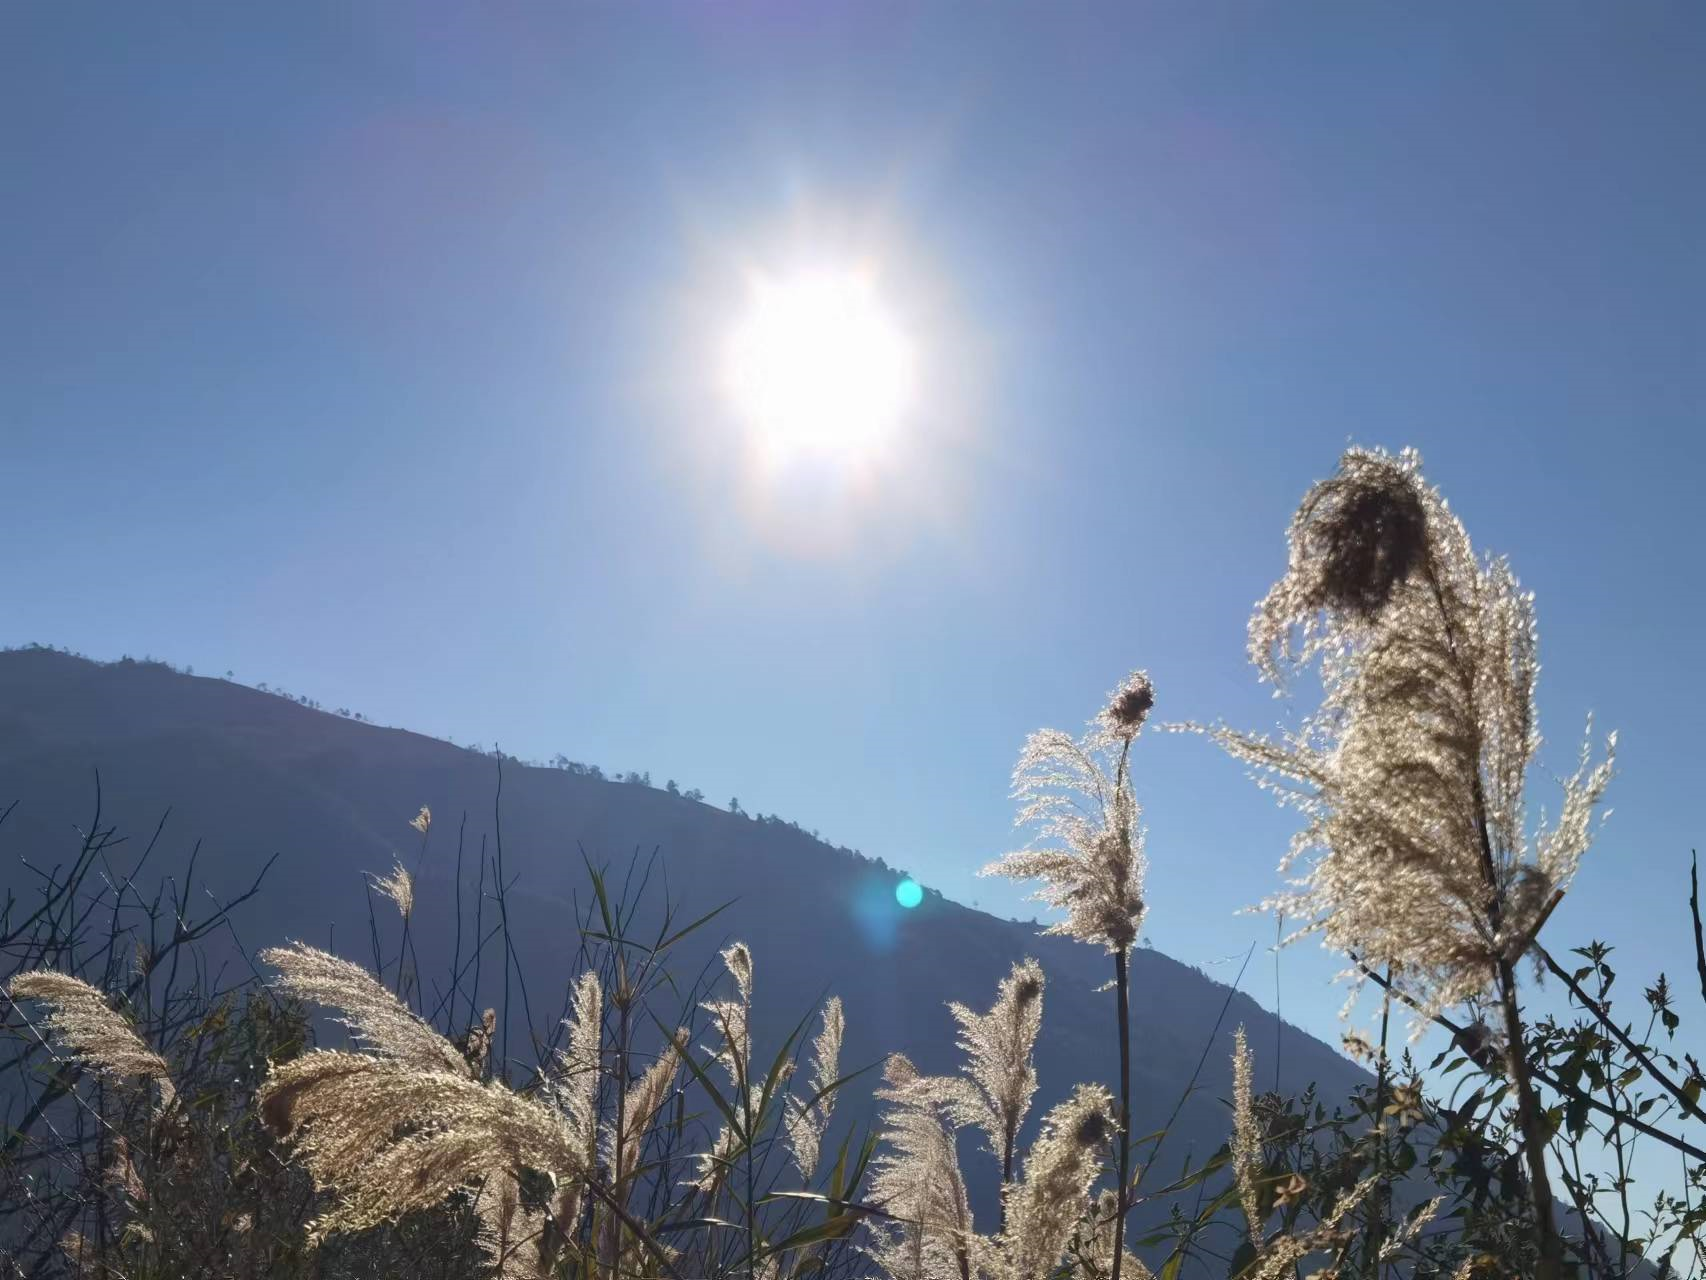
[554,970,603,1175]
[260,942,469,1075]
[1226,1022,1385,1280]
[1073,1190,1155,1280]
[1192,446,1615,1279]
[692,942,756,1193]
[474,1170,546,1280]
[256,942,588,1259]
[981,695,1148,954]
[982,670,1154,1280]
[258,1050,582,1239]
[7,971,175,1104]
[785,995,844,1180]
[995,1085,1114,1280]
[1198,447,1614,1020]
[946,958,1043,1189]
[1230,1026,1262,1242]
[368,858,414,920]
[600,1029,687,1277]
[866,963,1129,1280]
[866,1054,975,1280]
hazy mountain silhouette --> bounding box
[0,648,1369,1221]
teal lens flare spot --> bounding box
[895,878,924,909]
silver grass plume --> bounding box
[692,942,757,1192]
[866,1054,976,1280]
[703,941,753,1092]
[786,995,844,1180]
[995,1084,1115,1280]
[945,959,1043,1179]
[552,971,603,1175]
[1242,1174,1378,1280]
[1074,1190,1156,1280]
[596,1030,687,1274]
[258,1050,583,1237]
[981,722,1148,954]
[613,1027,686,1179]
[1098,670,1156,743]
[410,805,432,835]
[368,858,414,920]
[1190,447,1615,1022]
[538,970,602,1253]
[1379,1195,1445,1263]
[1230,1026,1262,1242]
[7,971,175,1105]
[475,1170,548,1280]
[261,943,470,1075]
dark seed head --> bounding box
[1101,671,1155,739]
[1073,1110,1112,1148]
[1300,466,1429,618]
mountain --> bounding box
[0,648,1369,1221]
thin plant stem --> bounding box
[1363,973,1393,1278]
[1421,552,1563,1280]
[1111,946,1131,1280]
[1110,735,1136,1280]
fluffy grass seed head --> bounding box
[258,1050,581,1238]
[473,1170,547,1280]
[7,971,175,1104]
[702,942,754,1092]
[867,1054,975,1280]
[982,720,1148,954]
[1098,670,1156,742]
[616,1029,686,1178]
[261,943,470,1076]
[1075,1189,1156,1280]
[946,959,1043,1165]
[1231,1026,1263,1242]
[692,943,758,1192]
[410,805,432,835]
[368,859,414,920]
[1192,447,1615,1023]
[997,1084,1115,1280]
[551,970,603,1171]
[786,995,845,1180]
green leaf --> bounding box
[1566,1092,1591,1138]
[757,1009,816,1124]
[581,853,616,938]
[1227,1239,1257,1278]
[652,1216,743,1235]
[796,1061,879,1114]
[653,899,738,954]
[759,1211,862,1256]
[760,1190,896,1221]
[656,1013,747,1140]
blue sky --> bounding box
[4,3,1704,1046]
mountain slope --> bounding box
[0,649,1369,1216]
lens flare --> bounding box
[895,878,924,909]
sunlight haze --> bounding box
[4,14,1705,1268]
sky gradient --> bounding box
[5,3,1704,1045]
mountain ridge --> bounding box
[0,647,1369,1212]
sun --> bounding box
[723,266,916,463]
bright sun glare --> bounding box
[724,267,916,463]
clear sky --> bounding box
[4,4,1704,1046]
